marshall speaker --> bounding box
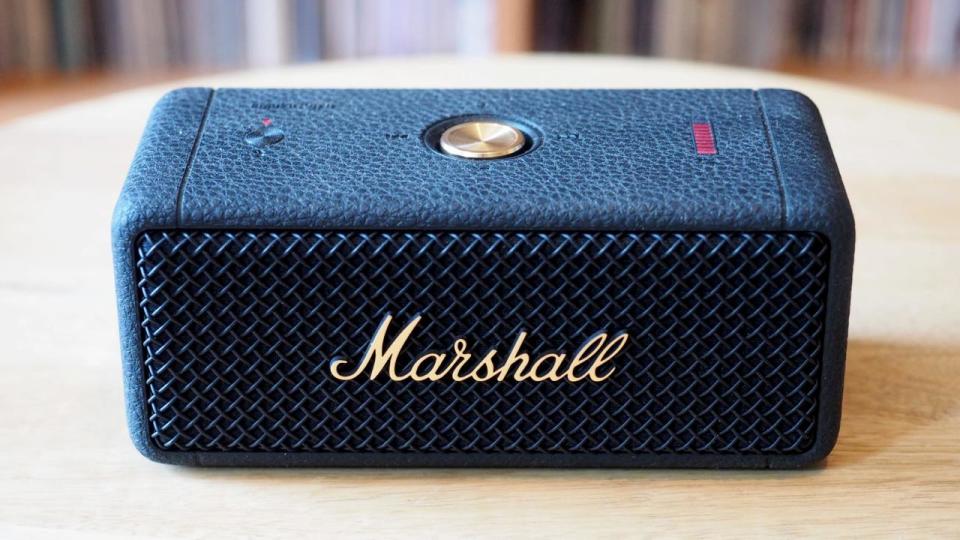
[112,88,854,468]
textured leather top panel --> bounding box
[756,89,853,236]
[112,88,211,238]
[178,89,788,230]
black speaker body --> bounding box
[113,89,854,468]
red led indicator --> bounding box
[262,117,273,127]
[692,122,717,155]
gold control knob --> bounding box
[439,120,526,159]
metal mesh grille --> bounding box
[135,231,828,454]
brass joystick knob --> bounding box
[439,120,526,159]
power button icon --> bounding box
[244,118,284,147]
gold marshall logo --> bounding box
[330,315,629,383]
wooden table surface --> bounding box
[1,56,958,539]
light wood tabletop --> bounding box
[1,55,958,539]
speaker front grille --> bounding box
[135,231,829,455]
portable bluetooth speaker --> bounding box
[112,88,854,468]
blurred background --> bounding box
[1,0,959,120]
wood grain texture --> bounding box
[0,55,958,539]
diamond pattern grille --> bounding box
[135,231,828,454]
